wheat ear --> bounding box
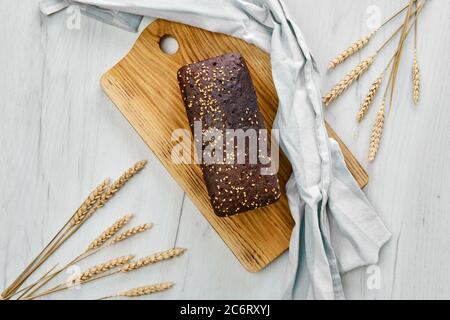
[120,248,187,272]
[111,223,153,245]
[324,55,375,106]
[96,160,147,209]
[412,0,421,105]
[357,73,384,122]
[102,282,174,299]
[86,214,133,251]
[328,31,375,70]
[70,179,110,226]
[412,50,420,104]
[368,100,386,162]
[79,255,134,282]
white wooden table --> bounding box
[1,0,449,300]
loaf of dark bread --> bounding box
[177,53,280,217]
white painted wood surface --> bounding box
[0,0,449,300]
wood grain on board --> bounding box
[101,19,368,272]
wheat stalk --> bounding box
[328,31,375,70]
[102,282,174,299]
[70,179,110,226]
[368,100,386,162]
[86,214,133,251]
[120,248,187,272]
[390,0,416,108]
[79,255,134,282]
[111,223,153,245]
[357,73,385,122]
[323,55,375,106]
[96,160,147,209]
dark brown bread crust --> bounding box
[177,53,280,217]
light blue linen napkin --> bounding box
[40,0,391,299]
[40,0,143,32]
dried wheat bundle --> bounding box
[79,255,134,282]
[86,214,133,251]
[368,100,386,162]
[6,180,110,299]
[324,1,428,163]
[111,223,153,245]
[1,179,110,299]
[102,282,174,299]
[325,2,425,108]
[323,55,375,106]
[121,248,187,272]
[1,161,148,300]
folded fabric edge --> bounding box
[328,138,391,273]
[40,0,69,15]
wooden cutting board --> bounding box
[101,19,368,272]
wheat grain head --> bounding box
[79,255,134,282]
[368,100,386,162]
[96,160,147,209]
[328,31,375,70]
[86,214,133,251]
[121,282,174,297]
[412,50,421,104]
[70,179,110,226]
[358,73,384,122]
[120,248,187,272]
[103,282,174,299]
[111,223,153,245]
[324,55,375,106]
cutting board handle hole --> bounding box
[159,35,179,55]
